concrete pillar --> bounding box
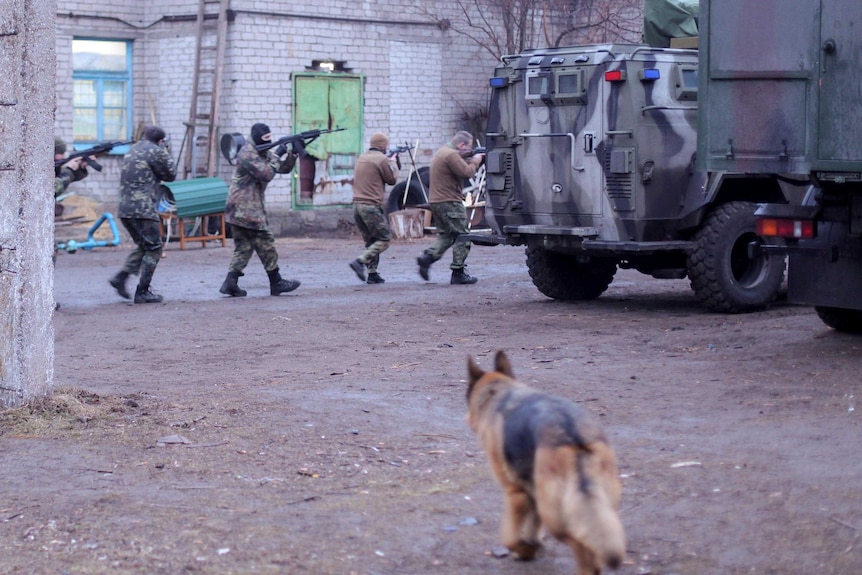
[0,2,57,407]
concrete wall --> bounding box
[54,1,499,235]
[0,1,57,406]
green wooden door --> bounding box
[292,73,364,207]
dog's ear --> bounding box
[466,355,485,400]
[467,355,484,383]
[494,350,514,378]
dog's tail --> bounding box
[574,488,626,570]
[571,441,625,569]
[537,442,626,570]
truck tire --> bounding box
[385,167,430,214]
[525,245,617,300]
[815,307,862,334]
[687,201,785,313]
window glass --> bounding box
[73,40,128,72]
[528,75,548,96]
[559,74,579,93]
[102,110,126,141]
[72,39,131,144]
[673,64,698,102]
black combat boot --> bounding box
[134,261,163,303]
[267,269,301,296]
[417,254,434,281]
[109,270,131,299]
[349,259,366,282]
[219,271,247,297]
[366,272,385,284]
[450,268,478,285]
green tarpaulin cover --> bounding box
[644,0,699,47]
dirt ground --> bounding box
[2,232,861,575]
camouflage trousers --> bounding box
[120,217,163,274]
[423,201,471,270]
[228,225,280,274]
[353,203,391,273]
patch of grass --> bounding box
[0,387,139,438]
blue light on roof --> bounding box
[489,77,508,88]
[640,68,661,81]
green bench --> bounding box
[160,177,229,249]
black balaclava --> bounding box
[251,123,271,146]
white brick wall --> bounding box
[55,1,639,218]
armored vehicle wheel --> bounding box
[525,245,617,300]
[815,307,862,334]
[687,201,785,313]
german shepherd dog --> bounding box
[466,350,625,575]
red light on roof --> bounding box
[604,70,626,82]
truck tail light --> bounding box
[756,218,815,239]
[604,70,626,82]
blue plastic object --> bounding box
[56,212,122,253]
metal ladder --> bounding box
[182,0,230,179]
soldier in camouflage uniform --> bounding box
[53,138,90,307]
[108,126,177,304]
[54,137,88,202]
[348,132,398,284]
[417,131,485,284]
[219,122,301,297]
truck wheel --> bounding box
[687,201,785,313]
[525,245,617,300]
[815,307,862,334]
[385,167,430,214]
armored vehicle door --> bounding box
[514,53,605,220]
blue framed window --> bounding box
[72,39,132,146]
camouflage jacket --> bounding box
[225,141,296,230]
[117,140,177,221]
[54,165,88,198]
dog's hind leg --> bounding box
[501,488,542,560]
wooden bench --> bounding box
[159,177,229,250]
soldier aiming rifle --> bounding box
[219,127,345,165]
[54,139,135,173]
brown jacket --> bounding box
[429,144,479,204]
[352,149,397,205]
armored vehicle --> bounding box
[699,0,862,332]
[479,43,795,312]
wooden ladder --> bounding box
[183,0,230,179]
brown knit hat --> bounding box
[369,132,389,151]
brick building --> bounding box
[55,1,500,234]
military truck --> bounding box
[477,43,798,313]
[698,0,862,333]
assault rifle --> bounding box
[387,143,415,169]
[54,140,134,172]
[220,128,346,164]
[387,143,414,157]
[460,146,487,167]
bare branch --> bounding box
[411,0,644,60]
